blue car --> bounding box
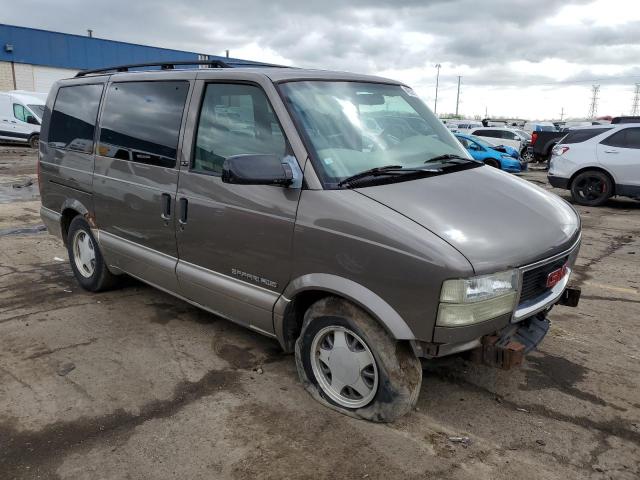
[455,133,526,173]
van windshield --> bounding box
[279,81,470,188]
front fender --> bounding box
[273,273,416,350]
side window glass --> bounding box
[13,104,27,122]
[98,81,189,168]
[49,84,104,153]
[193,83,287,175]
[625,128,640,148]
[601,130,627,148]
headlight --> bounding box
[437,270,519,327]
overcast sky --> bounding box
[5,0,640,119]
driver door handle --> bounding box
[178,198,188,227]
[604,149,619,154]
[160,193,172,222]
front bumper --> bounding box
[412,285,581,365]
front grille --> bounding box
[519,256,568,304]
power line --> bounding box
[632,83,640,116]
[455,76,462,116]
[587,84,600,119]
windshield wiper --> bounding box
[424,154,474,164]
[337,165,438,188]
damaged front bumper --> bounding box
[412,285,581,369]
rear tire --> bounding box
[570,170,612,206]
[66,216,118,292]
[28,134,39,149]
[520,147,534,163]
[295,297,422,422]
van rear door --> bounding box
[0,93,19,142]
[93,77,192,292]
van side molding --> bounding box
[274,273,416,348]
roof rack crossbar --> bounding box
[75,59,231,77]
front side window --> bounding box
[28,104,45,119]
[474,129,499,138]
[13,104,27,122]
[98,81,189,168]
[193,83,286,175]
[48,84,104,153]
[279,81,468,187]
[601,128,640,149]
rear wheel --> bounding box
[28,134,39,149]
[570,170,612,206]
[67,216,118,292]
[295,297,422,422]
[485,158,500,168]
[520,147,534,163]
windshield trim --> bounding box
[276,80,470,190]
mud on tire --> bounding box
[295,297,422,422]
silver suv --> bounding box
[38,61,581,421]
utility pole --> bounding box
[587,85,600,119]
[631,83,640,116]
[559,107,564,121]
[455,76,461,116]
[225,49,230,58]
[434,64,441,115]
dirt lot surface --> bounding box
[1,146,639,479]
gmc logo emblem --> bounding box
[546,263,568,288]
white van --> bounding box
[0,90,46,148]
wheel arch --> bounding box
[59,199,92,245]
[273,273,415,353]
[568,166,617,196]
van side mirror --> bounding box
[26,115,40,125]
[222,154,293,186]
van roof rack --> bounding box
[75,59,289,77]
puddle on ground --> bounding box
[0,181,40,204]
[0,224,46,236]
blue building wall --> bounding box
[0,24,253,70]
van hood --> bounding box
[355,166,580,273]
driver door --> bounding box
[175,81,302,335]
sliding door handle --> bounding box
[160,193,172,221]
[178,198,188,227]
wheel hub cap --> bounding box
[311,326,378,409]
[73,230,96,278]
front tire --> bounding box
[28,134,39,149]
[295,297,422,422]
[485,158,500,168]
[570,170,612,206]
[67,216,118,292]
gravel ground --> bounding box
[0,146,638,479]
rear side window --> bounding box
[600,128,640,149]
[561,128,612,144]
[473,129,499,138]
[98,81,189,168]
[48,84,104,153]
[192,83,286,175]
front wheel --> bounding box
[570,170,612,206]
[295,297,422,422]
[485,158,500,169]
[28,134,39,149]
